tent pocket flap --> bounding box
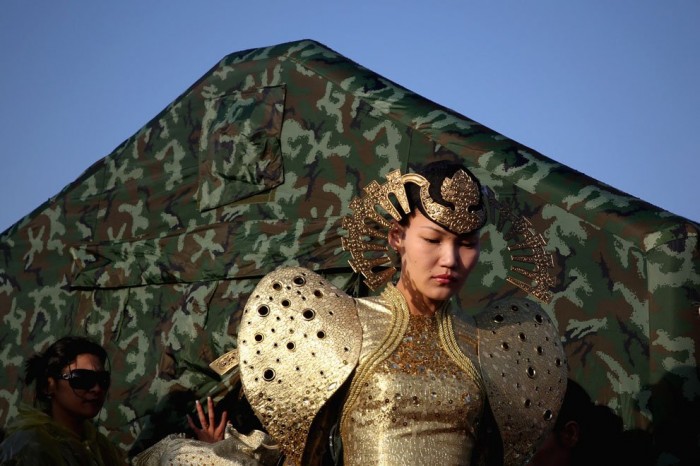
[198,85,286,212]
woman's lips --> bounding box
[433,274,457,284]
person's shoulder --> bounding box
[443,303,479,357]
[446,302,478,326]
[355,293,387,309]
[0,427,57,464]
[1,427,41,447]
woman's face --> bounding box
[48,353,108,423]
[390,210,480,312]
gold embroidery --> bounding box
[438,308,484,393]
[403,171,485,235]
[209,348,239,376]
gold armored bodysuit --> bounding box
[150,164,567,466]
[341,285,483,465]
[229,266,567,466]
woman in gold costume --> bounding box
[137,160,567,466]
[337,160,492,465]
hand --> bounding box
[187,396,228,443]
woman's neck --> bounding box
[395,280,443,316]
[50,406,85,438]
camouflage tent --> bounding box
[1,39,698,461]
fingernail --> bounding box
[196,400,200,405]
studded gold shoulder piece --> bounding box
[342,169,485,291]
[475,297,567,466]
[238,266,362,465]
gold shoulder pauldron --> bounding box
[475,297,567,466]
[237,266,363,465]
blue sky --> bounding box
[1,1,698,233]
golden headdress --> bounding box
[341,166,556,303]
[341,167,485,291]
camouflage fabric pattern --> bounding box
[1,40,698,462]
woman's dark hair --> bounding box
[25,336,108,407]
[401,160,485,228]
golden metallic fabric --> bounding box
[342,169,485,291]
[341,291,484,465]
[438,310,484,393]
[237,266,362,466]
[341,284,410,424]
[475,297,568,466]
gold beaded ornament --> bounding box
[341,168,486,291]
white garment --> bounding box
[132,426,281,466]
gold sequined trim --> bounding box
[342,286,483,426]
[340,284,409,427]
[438,309,484,393]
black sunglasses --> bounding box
[58,369,111,390]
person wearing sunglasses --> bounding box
[0,335,125,465]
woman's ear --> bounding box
[559,420,581,448]
[388,222,405,251]
[46,377,56,397]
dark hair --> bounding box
[401,160,486,231]
[554,378,593,432]
[555,379,625,466]
[25,336,108,407]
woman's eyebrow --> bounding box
[416,225,478,238]
[417,225,446,234]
